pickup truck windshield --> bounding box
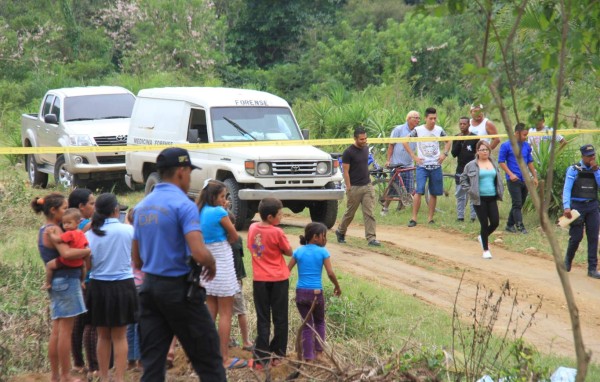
[64,94,135,122]
[211,107,302,142]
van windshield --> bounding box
[211,107,302,142]
[64,94,135,122]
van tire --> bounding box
[27,154,48,188]
[309,182,338,228]
[145,172,161,195]
[224,178,248,230]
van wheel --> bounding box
[145,172,161,195]
[27,154,48,188]
[224,178,248,230]
[55,155,78,188]
[308,182,338,228]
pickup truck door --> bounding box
[38,94,60,164]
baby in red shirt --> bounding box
[43,208,89,290]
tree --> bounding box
[437,0,600,380]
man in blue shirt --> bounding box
[132,147,225,381]
[562,144,600,278]
[498,123,538,234]
[381,110,420,216]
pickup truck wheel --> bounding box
[224,178,248,230]
[55,155,77,188]
[308,182,338,228]
[27,154,48,188]
[144,172,161,195]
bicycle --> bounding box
[373,165,416,211]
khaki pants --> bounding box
[337,184,377,242]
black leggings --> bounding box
[474,196,499,250]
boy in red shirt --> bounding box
[43,208,89,290]
[247,198,293,368]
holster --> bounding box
[186,258,206,302]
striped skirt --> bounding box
[202,241,240,297]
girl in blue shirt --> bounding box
[288,222,341,362]
[197,180,246,370]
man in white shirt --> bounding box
[528,112,566,150]
[469,104,500,150]
[402,107,451,227]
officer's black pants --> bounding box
[566,199,599,272]
[139,274,226,382]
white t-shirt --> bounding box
[528,126,564,148]
[409,125,447,167]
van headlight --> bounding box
[316,161,329,175]
[69,135,94,146]
[257,162,271,175]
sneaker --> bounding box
[335,229,346,244]
[482,250,493,259]
[380,208,388,216]
[505,225,517,233]
[408,220,417,227]
[457,218,464,222]
[517,225,528,234]
[477,235,484,250]
[368,240,381,247]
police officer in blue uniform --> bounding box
[132,147,226,381]
[563,144,600,279]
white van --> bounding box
[125,87,343,229]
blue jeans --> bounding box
[455,180,476,220]
[416,166,443,196]
[127,323,141,361]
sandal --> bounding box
[227,357,248,369]
[242,344,255,352]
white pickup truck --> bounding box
[125,87,344,229]
[21,86,135,188]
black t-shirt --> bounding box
[342,144,370,186]
[451,133,479,174]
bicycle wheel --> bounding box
[442,174,455,197]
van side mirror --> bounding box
[44,114,58,124]
[187,129,199,143]
[301,129,309,140]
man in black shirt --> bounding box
[451,117,480,222]
[335,127,381,246]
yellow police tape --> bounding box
[3,129,600,155]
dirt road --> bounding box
[283,216,600,362]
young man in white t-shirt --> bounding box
[402,107,452,227]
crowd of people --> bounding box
[337,104,600,271]
[33,147,341,382]
[31,105,600,381]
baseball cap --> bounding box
[156,147,200,170]
[580,144,595,156]
[470,104,483,111]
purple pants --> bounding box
[295,289,325,360]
